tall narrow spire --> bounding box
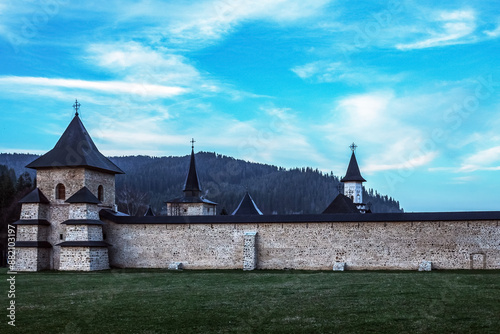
[341,143,366,183]
[183,141,202,197]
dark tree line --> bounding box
[0,153,403,218]
[109,152,403,216]
[0,164,34,266]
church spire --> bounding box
[183,139,202,197]
[341,143,366,183]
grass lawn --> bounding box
[1,268,499,333]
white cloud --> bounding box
[364,151,438,173]
[291,61,404,85]
[0,76,186,98]
[459,146,500,172]
[320,90,439,174]
[86,42,201,87]
[484,24,500,37]
[396,9,477,50]
[149,0,330,46]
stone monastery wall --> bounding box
[103,218,500,270]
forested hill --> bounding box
[0,152,403,215]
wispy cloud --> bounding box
[459,146,500,172]
[0,76,187,98]
[86,42,201,87]
[291,61,405,85]
[396,9,477,50]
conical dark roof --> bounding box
[322,194,360,214]
[19,188,50,204]
[65,186,101,204]
[341,152,366,182]
[26,114,124,174]
[183,148,201,197]
[232,192,263,215]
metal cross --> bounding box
[349,142,357,152]
[73,99,81,116]
[190,138,196,149]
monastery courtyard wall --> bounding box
[102,217,500,270]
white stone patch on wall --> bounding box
[418,261,432,271]
[333,262,346,271]
[243,231,257,271]
[168,262,183,270]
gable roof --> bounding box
[183,148,201,196]
[65,186,101,204]
[322,194,360,214]
[26,114,124,174]
[341,152,366,182]
[232,192,263,215]
[19,188,50,204]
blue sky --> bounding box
[1,0,500,212]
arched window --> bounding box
[56,183,65,200]
[98,185,104,202]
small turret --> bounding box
[165,139,217,216]
[341,143,366,213]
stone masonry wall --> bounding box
[59,247,109,271]
[47,204,70,270]
[168,203,216,216]
[89,248,110,270]
[65,225,103,241]
[20,203,49,220]
[84,170,115,207]
[13,248,38,272]
[69,204,100,220]
[104,220,500,270]
[36,168,115,270]
[37,168,86,203]
[16,225,49,242]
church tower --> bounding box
[166,140,217,216]
[13,100,124,271]
[341,143,366,213]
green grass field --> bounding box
[1,268,499,333]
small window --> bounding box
[59,234,63,240]
[98,185,104,201]
[56,184,65,200]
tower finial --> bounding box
[190,138,196,149]
[73,99,81,116]
[349,142,357,152]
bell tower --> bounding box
[341,143,367,213]
[13,100,124,271]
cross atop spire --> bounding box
[349,142,357,152]
[190,138,196,149]
[73,99,81,116]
